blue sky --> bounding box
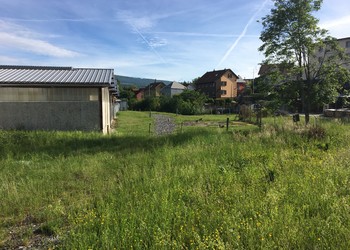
[0,0,349,82]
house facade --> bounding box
[237,76,246,95]
[313,37,350,70]
[143,81,166,98]
[196,69,238,99]
[134,88,145,101]
[0,65,117,134]
[160,81,186,97]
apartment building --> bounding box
[196,69,238,99]
[315,37,350,70]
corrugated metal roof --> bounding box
[0,65,114,86]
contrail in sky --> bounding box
[132,25,167,64]
[216,0,269,68]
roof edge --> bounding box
[0,65,73,70]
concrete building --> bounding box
[0,65,118,134]
[314,37,350,70]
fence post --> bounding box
[226,117,229,131]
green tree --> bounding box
[119,85,136,100]
[191,77,201,87]
[159,96,178,113]
[157,90,208,115]
[133,97,160,111]
[259,0,349,124]
[176,90,208,115]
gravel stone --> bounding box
[153,114,176,135]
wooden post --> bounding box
[226,117,229,131]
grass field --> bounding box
[1,111,350,249]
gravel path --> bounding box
[153,114,176,136]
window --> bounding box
[221,81,227,86]
[221,90,227,95]
[346,41,350,48]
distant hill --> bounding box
[115,75,172,88]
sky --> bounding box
[0,0,350,82]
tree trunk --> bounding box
[301,97,310,125]
[304,81,312,125]
[300,81,310,125]
[304,101,310,125]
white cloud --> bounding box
[0,55,22,64]
[317,0,350,38]
[0,21,80,58]
[0,32,79,58]
[321,15,350,29]
[320,15,350,38]
[116,10,155,31]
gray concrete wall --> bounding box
[0,101,101,131]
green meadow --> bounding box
[1,111,350,249]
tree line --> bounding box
[119,87,208,115]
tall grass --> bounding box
[1,111,350,249]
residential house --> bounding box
[134,88,145,101]
[338,37,350,69]
[259,37,350,76]
[314,37,350,71]
[196,69,238,99]
[0,65,117,134]
[160,81,187,97]
[237,76,246,95]
[143,81,166,98]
